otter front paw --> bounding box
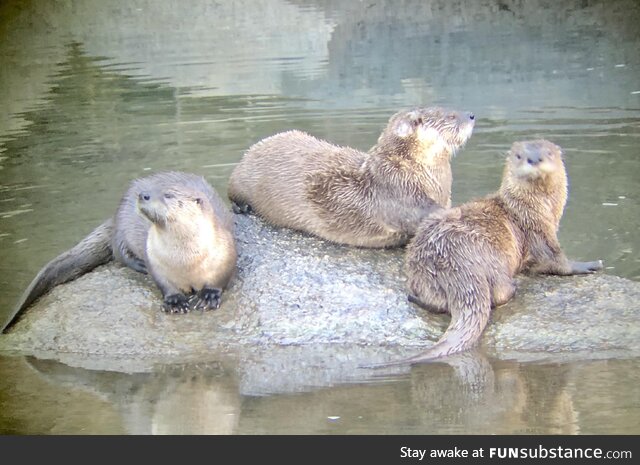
[570,260,604,274]
[163,294,190,314]
[231,201,253,215]
[195,287,222,311]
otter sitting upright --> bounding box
[113,172,237,313]
[393,140,603,364]
[228,107,475,247]
[3,172,236,332]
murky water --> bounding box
[0,0,639,434]
[1,354,639,434]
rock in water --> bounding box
[1,215,639,366]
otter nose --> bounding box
[139,192,151,202]
[468,113,475,121]
[526,154,542,165]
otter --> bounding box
[389,140,603,364]
[3,171,236,332]
[228,107,475,247]
[113,172,237,313]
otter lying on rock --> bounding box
[228,107,475,248]
[3,171,236,332]
[384,140,604,365]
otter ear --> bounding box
[394,121,413,138]
[393,111,421,138]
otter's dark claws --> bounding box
[195,287,222,311]
[163,294,190,314]
[231,201,252,215]
[130,257,148,274]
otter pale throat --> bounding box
[383,139,603,365]
[3,171,237,331]
[228,106,475,247]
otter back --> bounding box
[228,107,475,248]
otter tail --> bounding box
[2,219,114,333]
[369,275,492,367]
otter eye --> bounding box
[164,192,174,199]
[412,117,423,127]
[515,154,522,160]
[447,114,457,120]
[194,198,203,205]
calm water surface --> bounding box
[0,0,639,434]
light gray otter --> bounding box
[387,140,603,365]
[113,172,237,313]
[228,107,475,247]
[3,171,236,332]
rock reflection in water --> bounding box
[0,351,633,434]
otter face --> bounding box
[508,140,564,181]
[389,107,475,153]
[137,192,169,227]
[137,187,210,228]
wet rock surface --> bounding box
[1,214,639,374]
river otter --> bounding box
[228,106,475,247]
[3,171,236,332]
[391,139,603,364]
[113,172,237,313]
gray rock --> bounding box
[1,214,639,372]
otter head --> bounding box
[506,139,566,183]
[137,186,212,231]
[503,139,568,225]
[381,107,475,160]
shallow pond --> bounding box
[0,0,639,434]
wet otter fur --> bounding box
[389,140,603,364]
[228,107,475,247]
[3,171,236,332]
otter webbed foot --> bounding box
[569,260,604,274]
[163,294,190,314]
[231,201,253,215]
[195,287,222,311]
[130,258,148,274]
[120,252,147,274]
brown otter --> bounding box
[390,139,603,364]
[3,171,236,332]
[228,107,475,247]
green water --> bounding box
[0,0,639,434]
